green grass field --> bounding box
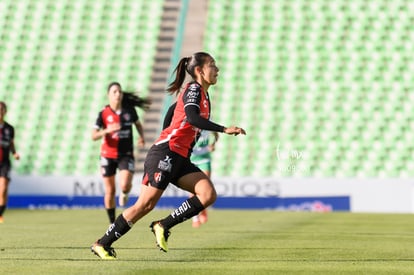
[0,209,413,274]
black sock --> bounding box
[98,214,132,247]
[0,205,6,216]
[160,196,205,230]
[106,208,116,223]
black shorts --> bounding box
[142,142,201,190]
[0,163,11,180]
[100,155,135,177]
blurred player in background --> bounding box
[163,103,219,228]
[92,82,150,224]
[91,52,246,259]
[0,101,20,223]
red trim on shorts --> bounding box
[142,173,149,186]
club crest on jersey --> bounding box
[154,172,164,183]
[107,115,114,123]
[203,99,208,108]
[189,83,199,91]
[158,155,172,172]
[123,113,130,121]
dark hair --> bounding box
[167,52,212,95]
[107,82,151,111]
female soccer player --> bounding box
[0,101,20,223]
[91,52,246,259]
[92,82,150,224]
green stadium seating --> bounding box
[204,0,414,177]
[2,0,413,178]
[0,0,163,175]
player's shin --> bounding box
[160,196,204,229]
[98,214,133,246]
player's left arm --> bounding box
[10,136,19,160]
[183,85,225,132]
[134,120,145,147]
[129,107,144,147]
[184,101,246,136]
[184,85,246,136]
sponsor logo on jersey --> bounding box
[117,129,130,138]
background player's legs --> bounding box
[118,169,133,207]
[103,175,116,223]
[0,177,9,221]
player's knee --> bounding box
[201,187,217,206]
[106,188,116,197]
[121,184,132,193]
[209,188,217,204]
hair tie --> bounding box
[185,56,191,66]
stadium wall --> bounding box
[8,174,414,213]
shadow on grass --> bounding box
[0,246,413,263]
[1,257,414,263]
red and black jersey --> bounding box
[94,105,138,159]
[156,82,219,157]
[0,122,15,164]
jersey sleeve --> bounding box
[94,111,104,129]
[130,106,139,122]
[10,124,14,139]
[182,83,202,108]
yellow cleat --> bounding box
[90,242,117,260]
[150,221,170,252]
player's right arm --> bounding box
[91,111,120,141]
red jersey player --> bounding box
[92,82,150,224]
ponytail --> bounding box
[122,92,151,111]
[167,57,189,95]
[166,52,211,95]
